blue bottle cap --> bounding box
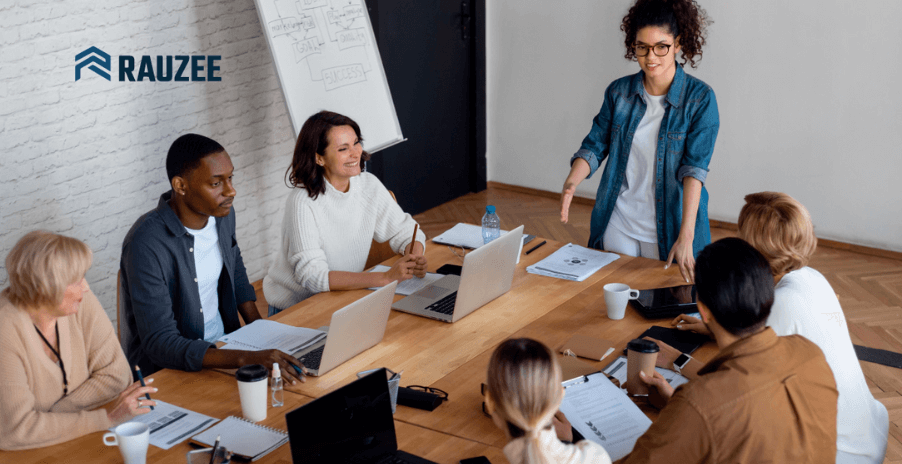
[486,205,495,214]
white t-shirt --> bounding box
[608,87,664,243]
[185,218,225,343]
[768,267,888,463]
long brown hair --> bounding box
[486,338,562,464]
[286,111,371,199]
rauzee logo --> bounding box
[74,46,222,82]
[75,46,111,81]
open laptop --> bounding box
[286,368,437,464]
[293,282,396,376]
[392,225,524,323]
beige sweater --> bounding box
[0,287,131,450]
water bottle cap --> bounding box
[486,205,495,214]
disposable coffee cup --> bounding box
[604,283,640,320]
[236,364,268,422]
[103,422,149,464]
[626,338,659,396]
[358,368,400,414]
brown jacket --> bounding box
[620,328,838,464]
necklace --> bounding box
[33,323,68,396]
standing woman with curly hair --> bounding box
[560,0,717,283]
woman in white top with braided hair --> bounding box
[263,111,427,314]
[484,338,611,464]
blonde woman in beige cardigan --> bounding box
[484,338,612,464]
[0,231,158,450]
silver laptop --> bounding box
[294,281,397,376]
[392,225,524,323]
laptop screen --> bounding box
[286,369,397,463]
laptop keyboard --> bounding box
[298,345,325,370]
[425,292,458,315]
[377,455,420,464]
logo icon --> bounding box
[75,46,111,81]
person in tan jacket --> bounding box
[621,237,838,463]
[0,231,158,450]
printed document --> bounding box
[219,319,326,355]
[368,265,445,295]
[432,223,535,250]
[602,355,689,389]
[526,243,619,281]
[559,372,652,461]
[116,400,217,450]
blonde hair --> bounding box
[3,231,93,311]
[486,338,562,464]
[738,192,817,278]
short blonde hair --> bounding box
[738,192,817,278]
[3,231,93,310]
[486,338,562,464]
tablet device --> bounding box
[631,284,697,319]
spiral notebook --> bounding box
[191,416,288,461]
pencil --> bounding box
[409,224,419,255]
[209,434,220,464]
[134,365,154,411]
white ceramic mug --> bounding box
[603,283,640,320]
[103,422,149,464]
[236,364,268,422]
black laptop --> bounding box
[631,284,698,319]
[285,368,437,464]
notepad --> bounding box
[191,416,288,461]
[218,319,326,356]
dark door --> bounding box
[366,0,486,215]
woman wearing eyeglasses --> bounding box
[0,231,158,450]
[484,338,611,464]
[560,0,717,284]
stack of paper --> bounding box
[432,223,535,250]
[119,400,217,450]
[559,372,652,461]
[219,319,326,356]
[526,243,619,281]
[367,265,445,295]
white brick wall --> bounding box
[0,0,298,324]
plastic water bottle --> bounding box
[271,363,284,407]
[482,205,501,244]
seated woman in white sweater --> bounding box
[673,192,888,464]
[484,338,611,464]
[263,111,427,314]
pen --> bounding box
[134,365,154,411]
[390,369,403,381]
[525,240,547,255]
[209,434,220,464]
[409,224,419,255]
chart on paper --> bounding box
[254,0,403,151]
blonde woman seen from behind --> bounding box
[0,231,158,450]
[484,338,611,464]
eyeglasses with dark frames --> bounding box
[406,385,449,401]
[634,43,673,57]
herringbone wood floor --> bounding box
[413,182,902,463]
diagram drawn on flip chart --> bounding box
[253,0,404,152]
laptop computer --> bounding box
[392,225,524,323]
[286,368,438,464]
[293,281,396,376]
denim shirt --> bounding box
[120,191,256,375]
[571,64,719,259]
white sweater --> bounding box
[503,428,612,464]
[767,267,888,463]
[263,173,425,310]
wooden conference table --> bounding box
[3,238,718,463]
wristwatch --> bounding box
[673,353,692,375]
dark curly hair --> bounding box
[621,0,711,68]
[286,111,371,199]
